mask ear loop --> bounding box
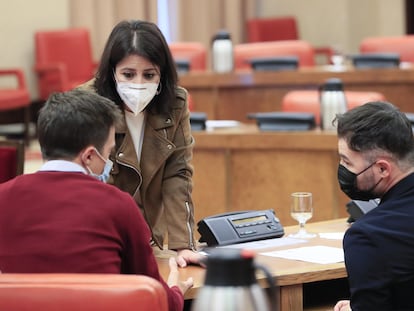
[156,82,162,95]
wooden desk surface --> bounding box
[180,66,414,122]
[157,218,349,311]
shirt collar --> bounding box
[39,160,87,174]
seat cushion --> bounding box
[282,90,386,126]
[0,89,30,110]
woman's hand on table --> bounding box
[176,249,206,268]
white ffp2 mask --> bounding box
[116,82,159,115]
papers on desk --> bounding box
[319,232,345,240]
[261,245,344,264]
[218,237,307,250]
[206,120,241,129]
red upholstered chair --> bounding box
[234,40,315,70]
[281,90,386,126]
[0,273,168,311]
[169,42,207,72]
[0,139,24,183]
[247,16,298,42]
[246,16,333,64]
[34,28,96,101]
[0,69,31,145]
[359,35,414,63]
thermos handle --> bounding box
[255,263,279,311]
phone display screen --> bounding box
[231,215,267,225]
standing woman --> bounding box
[88,20,201,266]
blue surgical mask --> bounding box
[87,148,113,183]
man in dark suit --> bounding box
[334,101,414,311]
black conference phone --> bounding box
[346,199,379,223]
[197,209,284,246]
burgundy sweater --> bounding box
[0,171,183,311]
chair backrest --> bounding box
[169,42,207,71]
[35,28,94,81]
[246,16,334,65]
[234,40,315,70]
[247,16,298,43]
[0,273,168,311]
[35,28,95,100]
[359,35,414,63]
[281,90,386,126]
[0,140,24,183]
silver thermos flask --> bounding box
[319,78,347,130]
[212,30,234,73]
[191,248,277,311]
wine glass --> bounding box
[288,192,316,238]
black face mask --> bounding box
[337,163,382,201]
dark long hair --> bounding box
[94,20,178,114]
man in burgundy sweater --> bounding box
[0,89,192,311]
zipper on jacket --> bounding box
[185,201,195,250]
[114,157,159,246]
[115,158,143,199]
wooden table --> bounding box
[191,125,349,236]
[156,218,350,311]
[180,66,414,122]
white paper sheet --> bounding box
[261,245,344,264]
[319,232,345,240]
[206,120,241,129]
[217,237,307,250]
[198,237,308,255]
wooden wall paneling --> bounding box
[190,128,349,237]
[191,149,229,236]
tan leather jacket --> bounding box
[111,87,196,250]
[81,82,196,250]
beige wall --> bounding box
[0,0,70,99]
[0,0,406,101]
[259,0,405,54]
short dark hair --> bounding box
[94,20,178,114]
[38,89,122,160]
[335,101,414,160]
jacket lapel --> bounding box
[140,112,176,192]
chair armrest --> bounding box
[34,63,67,77]
[34,63,69,99]
[0,69,27,90]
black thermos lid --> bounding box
[213,30,231,41]
[203,248,256,286]
[322,78,344,91]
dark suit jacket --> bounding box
[344,173,414,311]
